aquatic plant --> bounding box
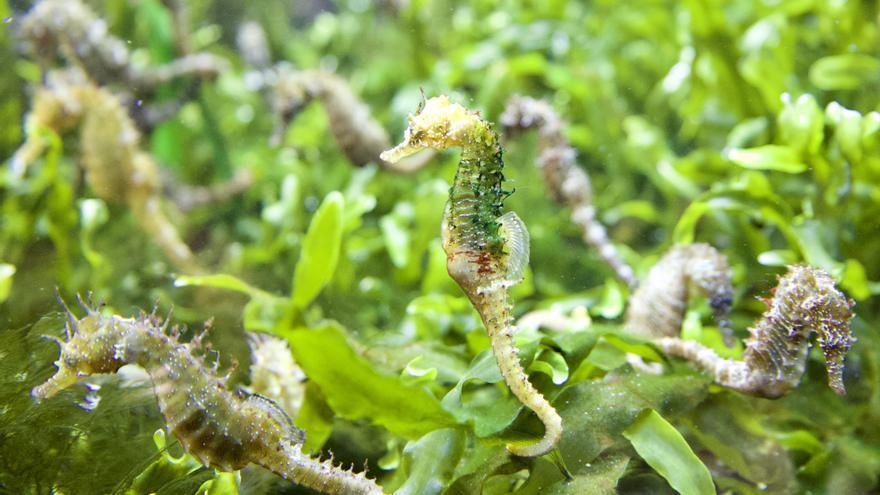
[33,298,384,495]
[624,243,734,344]
[501,96,638,289]
[11,72,201,273]
[658,265,855,398]
[382,95,561,457]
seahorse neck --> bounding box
[107,318,175,371]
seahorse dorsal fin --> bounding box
[245,393,307,445]
[498,211,530,284]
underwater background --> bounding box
[1,0,879,493]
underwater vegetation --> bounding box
[1,0,879,494]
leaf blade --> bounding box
[623,409,714,495]
[286,324,456,439]
[292,191,345,308]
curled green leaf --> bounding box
[623,409,715,495]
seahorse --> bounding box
[657,265,855,398]
[500,96,638,289]
[267,67,433,173]
[32,300,384,495]
[381,95,561,457]
[18,0,228,93]
[246,333,306,418]
[624,243,734,345]
[232,20,432,175]
[12,71,201,274]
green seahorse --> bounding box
[32,300,384,495]
[382,95,562,457]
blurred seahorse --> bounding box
[234,22,431,173]
[382,95,561,457]
[624,243,735,345]
[18,0,228,136]
[19,0,227,94]
[500,96,638,289]
[657,265,854,398]
[11,71,201,274]
[246,333,306,418]
[32,300,384,495]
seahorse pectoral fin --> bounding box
[498,211,530,284]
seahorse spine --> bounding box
[658,265,854,398]
[33,300,384,495]
[500,96,638,289]
[382,95,561,457]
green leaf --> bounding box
[809,54,880,90]
[402,356,440,386]
[686,397,797,492]
[826,101,866,162]
[777,93,823,155]
[584,339,628,371]
[756,249,798,267]
[623,409,715,495]
[137,0,176,62]
[395,429,466,495]
[527,349,569,385]
[591,278,625,319]
[296,382,335,452]
[174,273,280,302]
[197,472,240,495]
[292,191,345,308]
[726,145,807,173]
[380,205,412,268]
[125,430,203,495]
[285,324,456,439]
[441,350,523,437]
[0,263,15,303]
[546,453,630,495]
[554,371,709,473]
[841,258,871,301]
[444,441,510,495]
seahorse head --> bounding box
[381,95,494,163]
[32,303,131,401]
[783,265,855,395]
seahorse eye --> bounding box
[64,355,78,369]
